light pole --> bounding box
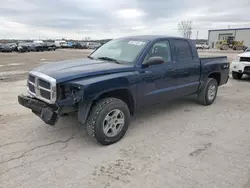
[196,31,199,40]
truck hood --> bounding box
[34,58,135,83]
[238,52,250,57]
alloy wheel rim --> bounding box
[102,109,125,137]
[208,84,216,101]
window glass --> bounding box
[90,39,149,64]
[144,40,172,63]
[174,39,193,61]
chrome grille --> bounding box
[28,82,35,93]
[38,79,51,89]
[40,89,51,100]
[27,71,56,104]
[29,75,35,83]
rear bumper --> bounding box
[18,95,59,125]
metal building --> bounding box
[208,28,250,48]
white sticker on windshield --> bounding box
[128,41,145,45]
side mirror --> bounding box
[143,56,164,67]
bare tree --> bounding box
[178,20,192,39]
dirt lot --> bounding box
[0,49,93,82]
[1,49,250,188]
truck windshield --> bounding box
[246,47,250,52]
[89,39,149,64]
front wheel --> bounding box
[86,98,130,145]
[198,78,218,106]
[232,71,243,79]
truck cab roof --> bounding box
[119,35,187,41]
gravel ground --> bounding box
[0,49,250,188]
[0,49,92,82]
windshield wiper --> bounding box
[97,56,121,64]
[87,56,95,60]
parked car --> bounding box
[18,35,229,145]
[33,40,44,44]
[71,42,82,49]
[8,43,18,52]
[88,42,101,49]
[28,43,37,52]
[60,42,69,48]
[18,43,46,52]
[230,46,250,79]
[71,42,88,49]
[0,43,14,52]
[34,43,46,51]
[242,45,248,51]
[196,43,210,49]
[71,42,89,49]
[44,42,56,51]
[17,43,31,52]
[54,40,67,48]
[80,42,89,49]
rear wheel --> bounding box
[232,71,243,79]
[198,78,218,105]
[86,97,130,145]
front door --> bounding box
[137,39,178,107]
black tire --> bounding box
[232,71,243,79]
[198,78,218,106]
[86,97,130,145]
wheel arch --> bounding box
[208,72,221,86]
[78,88,135,124]
[94,88,135,115]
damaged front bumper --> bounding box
[18,94,59,125]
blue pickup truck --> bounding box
[18,35,229,145]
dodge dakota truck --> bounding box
[18,35,229,145]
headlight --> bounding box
[234,56,240,62]
[59,84,82,102]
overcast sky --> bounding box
[1,0,250,40]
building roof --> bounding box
[209,28,250,32]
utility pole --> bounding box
[196,31,199,40]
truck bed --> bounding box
[199,56,227,63]
[199,56,229,86]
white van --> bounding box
[54,40,67,47]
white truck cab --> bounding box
[230,46,250,79]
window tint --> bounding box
[174,39,193,60]
[144,40,172,63]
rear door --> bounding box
[171,39,201,96]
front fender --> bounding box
[69,72,138,124]
[69,71,138,101]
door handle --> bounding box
[167,68,176,72]
[138,70,151,74]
